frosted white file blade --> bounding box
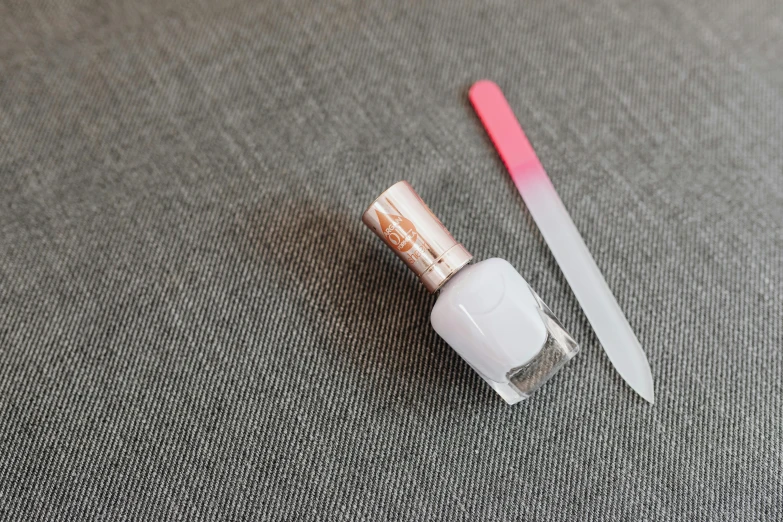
[470,80,654,403]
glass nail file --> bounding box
[469,80,654,403]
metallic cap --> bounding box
[362,181,472,292]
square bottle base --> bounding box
[491,290,579,405]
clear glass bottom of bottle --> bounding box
[490,289,579,405]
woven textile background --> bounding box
[1,0,782,519]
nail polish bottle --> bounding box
[363,181,579,404]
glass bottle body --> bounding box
[431,258,579,404]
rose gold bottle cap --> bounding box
[362,181,473,292]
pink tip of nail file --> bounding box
[469,80,654,403]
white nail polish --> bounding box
[363,181,579,404]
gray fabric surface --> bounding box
[1,0,782,519]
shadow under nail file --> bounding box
[362,181,579,404]
[469,79,654,404]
